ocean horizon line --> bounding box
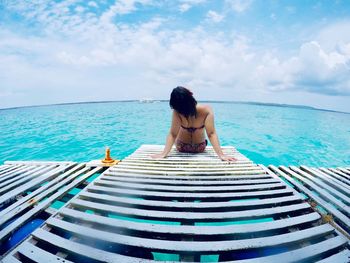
[0,99,349,115]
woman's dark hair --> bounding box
[170,86,197,118]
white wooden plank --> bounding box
[259,165,308,201]
[316,249,350,263]
[269,165,350,232]
[30,228,155,263]
[0,165,37,184]
[0,165,54,189]
[331,168,350,181]
[100,176,280,186]
[1,255,23,263]
[14,241,74,263]
[94,179,285,192]
[0,167,102,242]
[79,191,302,210]
[0,165,22,177]
[321,168,350,186]
[0,165,74,214]
[122,158,253,165]
[45,218,334,252]
[59,207,321,236]
[231,235,348,263]
[0,164,83,224]
[4,161,74,165]
[336,168,350,178]
[290,166,350,212]
[109,167,265,175]
[301,166,350,199]
[124,157,252,164]
[71,198,310,220]
[88,184,294,199]
[0,166,58,204]
[116,163,261,172]
[105,171,272,180]
[119,161,258,169]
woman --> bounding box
[151,86,236,162]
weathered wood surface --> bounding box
[3,145,349,262]
[0,162,103,258]
[267,165,350,237]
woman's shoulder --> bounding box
[197,104,213,114]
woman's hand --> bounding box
[150,153,167,159]
[219,154,237,162]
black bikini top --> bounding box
[181,124,205,133]
[178,112,208,133]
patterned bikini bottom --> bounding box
[176,139,208,153]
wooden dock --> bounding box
[0,161,103,258]
[1,145,349,262]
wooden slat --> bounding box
[45,218,335,252]
[320,168,350,187]
[12,242,74,263]
[105,170,272,180]
[335,167,350,179]
[118,161,257,168]
[289,166,350,213]
[4,161,74,165]
[299,166,350,205]
[122,158,253,165]
[0,165,56,195]
[100,175,280,186]
[3,145,349,262]
[58,207,321,236]
[88,184,294,200]
[31,228,155,263]
[0,167,102,243]
[109,167,265,175]
[0,165,72,209]
[269,165,350,234]
[232,235,349,263]
[0,164,82,225]
[93,179,285,192]
[0,165,22,177]
[70,198,310,221]
[79,190,302,209]
[316,249,350,263]
[116,163,262,172]
[0,164,81,217]
[0,165,38,184]
[124,157,251,163]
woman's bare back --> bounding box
[176,104,209,144]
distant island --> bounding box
[1,100,349,115]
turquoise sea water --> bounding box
[0,101,349,167]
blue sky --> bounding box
[0,0,350,111]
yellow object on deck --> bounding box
[101,147,119,166]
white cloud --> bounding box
[179,4,191,12]
[255,41,350,95]
[87,1,98,8]
[206,10,224,23]
[100,0,153,24]
[315,21,350,51]
[178,0,206,13]
[226,0,253,13]
[1,1,350,111]
[75,5,85,13]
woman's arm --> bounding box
[151,110,180,158]
[204,106,237,162]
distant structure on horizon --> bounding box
[139,98,159,103]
